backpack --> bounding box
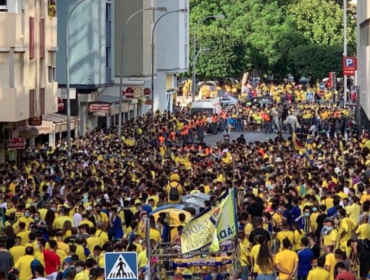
[169,183,180,201]
[31,258,43,276]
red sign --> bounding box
[319,90,325,97]
[89,104,110,112]
[125,87,134,98]
[143,88,151,97]
[57,97,64,111]
[8,138,25,150]
[29,116,42,126]
[343,56,357,76]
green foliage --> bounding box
[287,45,343,81]
[189,0,356,79]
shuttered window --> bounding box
[29,17,35,59]
[29,89,35,117]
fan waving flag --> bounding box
[180,188,237,254]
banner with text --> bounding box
[180,189,237,254]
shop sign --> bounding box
[125,87,134,98]
[7,138,25,150]
[29,116,42,126]
[89,104,110,117]
[38,121,54,135]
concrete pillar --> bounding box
[49,132,56,147]
[0,146,5,163]
[106,116,111,128]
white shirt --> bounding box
[73,212,82,227]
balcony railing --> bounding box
[0,5,7,12]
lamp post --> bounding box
[117,6,167,136]
[151,8,188,117]
[191,48,210,101]
[343,0,348,102]
[66,0,93,157]
[192,14,224,102]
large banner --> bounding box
[180,189,237,254]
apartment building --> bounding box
[0,0,58,162]
[357,0,370,127]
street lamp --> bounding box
[191,48,210,101]
[117,6,167,136]
[66,0,94,156]
[151,8,188,117]
[192,14,225,101]
[343,0,348,102]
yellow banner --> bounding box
[180,189,237,254]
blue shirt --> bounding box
[291,206,301,221]
[297,248,313,277]
[283,209,293,227]
[111,215,123,239]
[203,274,223,280]
[327,206,337,217]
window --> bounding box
[0,0,7,12]
[29,17,35,59]
[40,88,45,115]
[14,53,23,86]
[29,89,35,118]
[40,19,45,58]
[48,66,56,82]
[0,53,9,87]
[360,20,370,47]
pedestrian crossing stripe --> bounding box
[106,254,136,280]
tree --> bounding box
[288,45,343,81]
[288,0,345,46]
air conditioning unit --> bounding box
[3,128,12,141]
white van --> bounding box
[189,98,221,116]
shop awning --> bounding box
[42,113,79,134]
[88,95,133,117]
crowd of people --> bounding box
[0,84,368,280]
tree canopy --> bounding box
[189,0,356,80]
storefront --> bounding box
[88,95,134,128]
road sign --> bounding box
[343,56,357,76]
[125,87,135,98]
[105,252,138,280]
[306,92,314,102]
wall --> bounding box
[357,0,370,122]
[0,0,58,122]
[56,0,108,87]
[114,0,153,78]
[156,0,189,72]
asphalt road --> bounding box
[203,130,285,146]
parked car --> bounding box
[220,95,238,107]
[251,97,274,107]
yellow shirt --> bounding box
[325,253,337,280]
[323,229,338,247]
[14,255,34,280]
[277,230,295,251]
[294,230,303,251]
[338,218,354,249]
[74,270,90,280]
[9,245,25,263]
[53,216,73,229]
[96,229,109,245]
[18,216,34,230]
[138,249,148,268]
[250,244,261,273]
[275,249,298,280]
[356,223,370,240]
[149,228,161,243]
[79,220,94,229]
[345,203,361,225]
[17,230,31,246]
[86,236,102,254]
[307,267,330,280]
[76,244,86,261]
[244,223,253,236]
[239,241,250,266]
